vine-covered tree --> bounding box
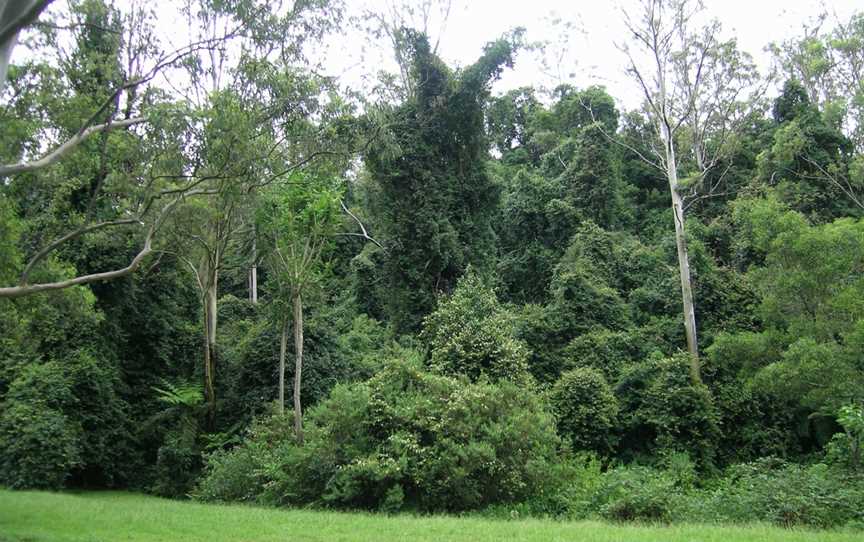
[364,30,520,332]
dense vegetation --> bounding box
[1,0,863,533]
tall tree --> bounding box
[364,30,519,332]
[256,175,341,444]
[770,11,864,151]
[617,0,760,381]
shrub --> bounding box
[674,458,864,528]
[826,404,864,472]
[198,357,564,513]
[0,401,81,489]
[195,414,293,503]
[422,272,531,383]
[563,328,649,380]
[149,380,205,498]
[587,453,696,523]
[551,368,619,455]
[616,353,720,466]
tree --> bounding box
[0,0,341,298]
[256,176,342,444]
[360,0,453,101]
[421,271,531,384]
[770,11,864,152]
[758,80,860,219]
[727,195,864,426]
[364,30,519,332]
[0,0,51,93]
[551,367,619,455]
[617,0,761,381]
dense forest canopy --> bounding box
[1,0,863,529]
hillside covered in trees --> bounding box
[1,0,863,530]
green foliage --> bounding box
[616,354,720,465]
[0,363,83,490]
[589,461,691,522]
[195,413,294,503]
[0,350,132,489]
[149,379,205,497]
[563,329,654,381]
[758,80,857,220]
[421,272,531,383]
[154,380,204,408]
[826,405,864,471]
[363,31,518,332]
[674,459,864,528]
[551,368,619,455]
[198,358,563,512]
[0,402,82,490]
[731,199,864,420]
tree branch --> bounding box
[20,217,141,284]
[339,200,385,250]
[0,0,53,46]
[0,187,214,298]
[0,117,146,176]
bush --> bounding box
[422,272,531,383]
[674,458,864,528]
[563,328,649,380]
[149,380,205,498]
[0,401,81,489]
[198,357,564,513]
[551,368,619,455]
[0,353,132,489]
[587,454,696,523]
[616,353,720,466]
[826,404,864,472]
[195,414,293,503]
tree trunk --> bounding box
[203,277,219,420]
[292,290,304,445]
[278,316,288,416]
[249,235,258,303]
[0,29,16,94]
[663,128,701,383]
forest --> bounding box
[1,0,863,534]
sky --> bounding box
[324,0,862,108]
[13,0,864,111]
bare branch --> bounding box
[20,218,141,284]
[0,117,146,176]
[0,187,215,298]
[0,234,153,298]
[339,200,386,251]
[800,156,864,211]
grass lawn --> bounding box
[0,490,861,542]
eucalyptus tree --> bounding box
[0,0,342,299]
[0,0,51,93]
[770,11,864,151]
[617,0,761,381]
[360,0,453,101]
[256,175,342,444]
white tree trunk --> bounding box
[0,30,16,93]
[292,290,304,445]
[203,274,218,418]
[663,126,701,383]
[249,234,258,303]
[278,316,288,415]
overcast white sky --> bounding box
[16,0,863,111]
[324,0,862,108]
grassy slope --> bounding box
[0,490,860,542]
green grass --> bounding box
[0,490,860,542]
